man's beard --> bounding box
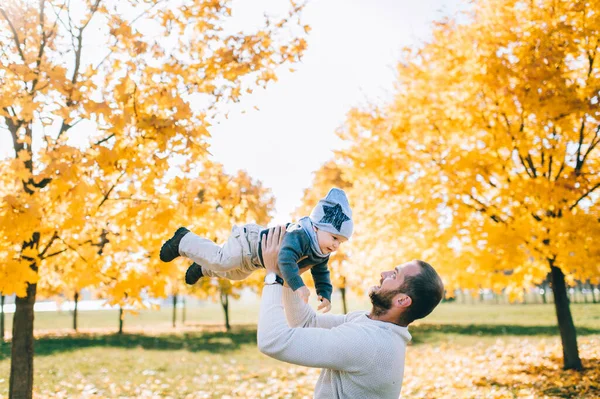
[369,288,400,317]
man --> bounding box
[257,226,444,398]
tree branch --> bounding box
[44,249,68,258]
[525,153,537,178]
[39,231,59,258]
[579,124,600,168]
[569,182,600,210]
[98,171,126,209]
[30,0,48,94]
[575,117,586,173]
[0,6,26,62]
[56,1,101,140]
[57,236,88,263]
[2,107,22,155]
[95,133,115,146]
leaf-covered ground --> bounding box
[0,329,598,398]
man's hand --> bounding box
[317,296,331,313]
[296,286,310,303]
[261,225,286,274]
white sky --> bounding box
[209,0,463,224]
[1,0,464,224]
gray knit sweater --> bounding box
[258,285,412,398]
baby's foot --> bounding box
[185,262,204,285]
[159,227,189,262]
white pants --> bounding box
[178,223,264,280]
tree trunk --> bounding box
[73,291,79,331]
[172,294,177,328]
[541,282,548,304]
[581,281,588,304]
[220,292,230,332]
[1,295,4,343]
[591,282,598,304]
[182,296,186,325]
[10,283,37,399]
[118,306,124,334]
[10,232,40,399]
[550,262,582,370]
[340,287,348,314]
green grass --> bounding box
[2,295,598,333]
[0,327,291,398]
[0,300,599,398]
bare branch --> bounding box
[81,0,101,30]
[569,182,600,210]
[57,236,88,263]
[30,0,48,93]
[0,6,26,62]
[525,153,537,178]
[95,133,115,146]
[98,171,126,209]
[44,248,68,258]
[575,118,586,173]
[554,159,566,181]
[500,111,536,178]
[39,231,59,258]
[2,107,22,155]
[579,124,600,168]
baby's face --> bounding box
[314,227,348,255]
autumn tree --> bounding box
[337,0,599,370]
[0,0,307,397]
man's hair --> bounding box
[397,260,444,325]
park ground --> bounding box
[0,297,599,399]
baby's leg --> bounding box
[201,266,253,281]
[178,228,243,273]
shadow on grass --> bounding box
[1,323,599,360]
[408,323,600,344]
[0,325,258,360]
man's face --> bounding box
[369,261,422,314]
[314,227,347,255]
[370,261,421,296]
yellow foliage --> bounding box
[331,0,600,296]
[0,0,306,309]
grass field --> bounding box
[1,299,599,398]
[3,293,600,334]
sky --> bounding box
[0,0,464,224]
[208,0,463,224]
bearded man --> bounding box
[257,226,444,399]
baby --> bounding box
[159,188,353,312]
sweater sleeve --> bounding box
[258,285,372,371]
[282,286,346,329]
[310,260,333,302]
[278,229,308,291]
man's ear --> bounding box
[395,294,412,309]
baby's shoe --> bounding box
[185,263,203,285]
[159,227,189,262]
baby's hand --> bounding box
[297,286,310,303]
[317,296,331,313]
